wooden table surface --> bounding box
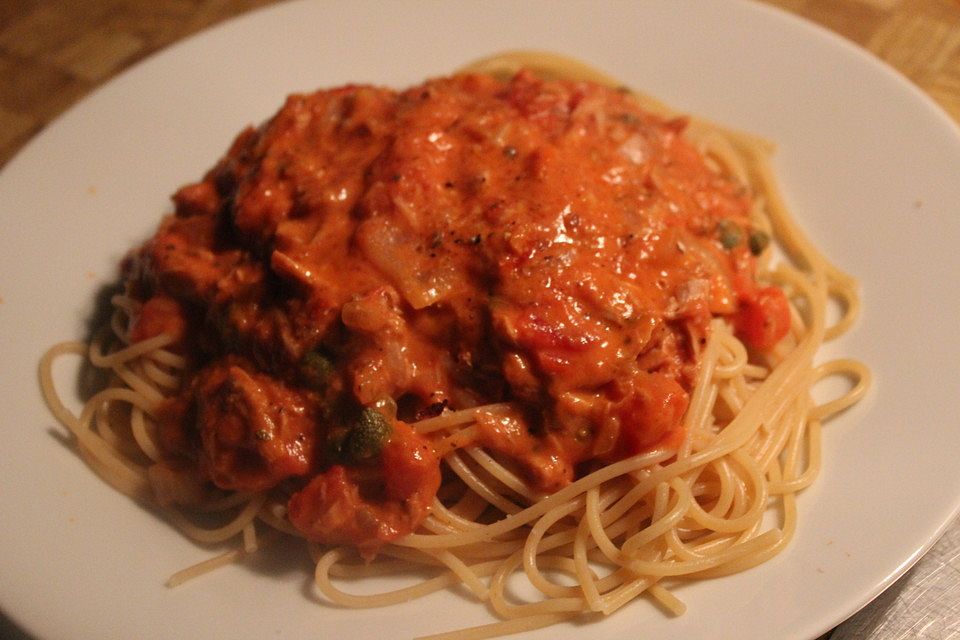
[1,0,958,168]
[1,1,958,639]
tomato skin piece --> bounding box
[129,295,188,344]
[734,286,791,351]
[612,372,689,457]
[381,422,441,503]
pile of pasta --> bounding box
[40,52,869,639]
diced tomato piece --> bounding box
[287,421,439,557]
[129,295,188,344]
[734,286,791,351]
[610,372,689,457]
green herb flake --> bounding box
[344,408,392,462]
[718,220,743,249]
[748,230,770,256]
[301,350,334,388]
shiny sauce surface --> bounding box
[128,71,786,553]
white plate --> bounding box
[2,1,959,638]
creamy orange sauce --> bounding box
[126,71,787,552]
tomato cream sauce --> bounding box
[126,71,787,553]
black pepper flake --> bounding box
[470,234,482,245]
[443,181,454,189]
[503,146,518,158]
[429,231,443,248]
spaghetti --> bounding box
[40,52,869,639]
